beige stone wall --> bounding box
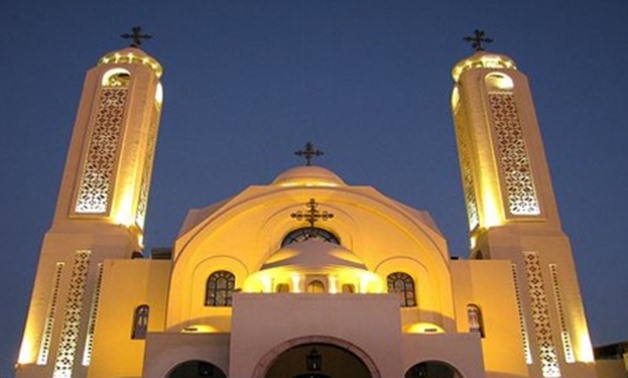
[87,259,170,378]
[228,293,403,378]
[451,259,529,378]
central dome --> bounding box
[262,239,366,271]
[272,165,346,187]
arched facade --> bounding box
[251,336,381,378]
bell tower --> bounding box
[16,32,163,378]
[451,33,597,377]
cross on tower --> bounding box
[463,29,493,52]
[121,26,152,48]
[294,142,324,166]
[291,198,334,228]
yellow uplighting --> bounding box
[576,330,595,363]
[98,50,164,78]
[291,274,301,293]
[182,325,221,333]
[480,184,502,228]
[452,53,517,82]
[261,275,273,293]
[112,189,135,228]
[328,276,338,294]
[405,323,445,334]
[17,334,35,364]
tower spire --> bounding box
[463,29,493,51]
[121,26,152,48]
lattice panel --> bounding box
[511,264,533,365]
[549,264,575,363]
[454,109,480,230]
[53,250,91,378]
[524,252,561,377]
[74,88,128,214]
[135,105,160,229]
[82,263,103,366]
[37,262,65,365]
[488,92,541,216]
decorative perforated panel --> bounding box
[82,263,104,366]
[488,92,541,216]
[134,105,160,229]
[454,108,480,230]
[37,262,65,365]
[524,252,561,377]
[549,264,575,363]
[53,250,91,378]
[511,264,533,365]
[74,87,128,214]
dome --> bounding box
[272,165,346,187]
[451,51,517,82]
[98,47,163,78]
[261,239,366,271]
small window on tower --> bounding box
[485,72,514,90]
[131,304,149,340]
[102,68,131,88]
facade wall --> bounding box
[142,333,230,378]
[451,259,529,378]
[401,333,485,377]
[87,259,170,378]
[229,293,403,378]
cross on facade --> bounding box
[121,26,152,48]
[291,198,334,228]
[294,142,323,166]
[463,29,493,52]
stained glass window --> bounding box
[205,271,235,307]
[131,305,149,340]
[387,272,416,307]
[282,227,339,247]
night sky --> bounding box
[1,1,627,376]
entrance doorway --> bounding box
[265,343,371,378]
[405,361,463,378]
[168,360,226,378]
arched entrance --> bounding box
[168,360,226,378]
[265,343,371,378]
[405,361,463,378]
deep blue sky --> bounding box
[1,1,627,376]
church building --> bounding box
[16,33,608,377]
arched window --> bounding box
[276,283,290,293]
[102,68,131,88]
[307,280,326,293]
[387,272,416,307]
[341,283,355,293]
[205,271,235,307]
[467,304,485,337]
[131,304,149,340]
[282,227,340,246]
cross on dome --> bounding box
[294,142,324,166]
[463,29,493,52]
[290,198,334,228]
[121,26,152,48]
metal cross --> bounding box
[294,142,323,166]
[121,26,152,48]
[291,198,334,228]
[463,29,493,52]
